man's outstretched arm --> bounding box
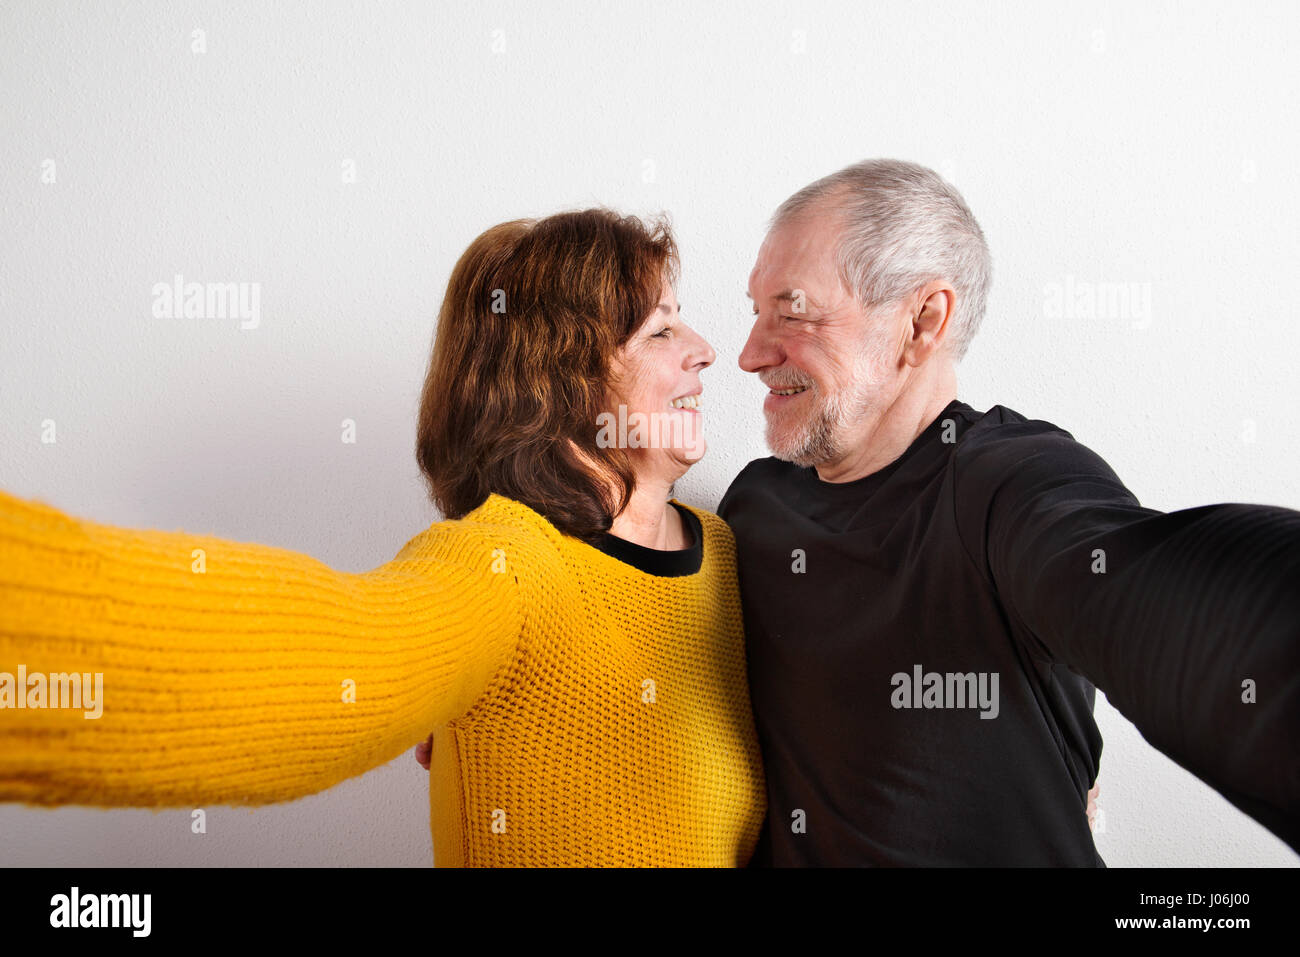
[954,422,1300,851]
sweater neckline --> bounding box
[474,493,709,579]
[590,501,703,577]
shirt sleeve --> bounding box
[0,488,523,809]
[953,421,1300,852]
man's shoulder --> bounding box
[952,403,1090,474]
[952,403,1134,507]
[728,455,802,486]
[956,402,1075,445]
[717,456,802,519]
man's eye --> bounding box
[653,327,672,338]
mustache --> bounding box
[759,373,815,390]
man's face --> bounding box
[741,211,905,468]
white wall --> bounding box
[0,0,1295,867]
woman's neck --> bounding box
[608,478,688,551]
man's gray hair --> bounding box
[770,159,992,361]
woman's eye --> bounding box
[653,327,671,339]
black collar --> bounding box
[591,502,703,577]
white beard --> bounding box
[767,331,894,467]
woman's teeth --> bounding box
[771,386,808,396]
[670,394,701,410]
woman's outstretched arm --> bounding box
[0,488,523,808]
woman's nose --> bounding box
[699,338,716,369]
[688,327,716,369]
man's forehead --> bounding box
[747,246,839,309]
[751,219,840,276]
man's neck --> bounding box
[813,366,958,484]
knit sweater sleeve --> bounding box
[0,488,523,808]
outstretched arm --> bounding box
[955,424,1300,851]
[0,488,522,808]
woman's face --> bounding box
[605,280,717,482]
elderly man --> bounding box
[720,158,1299,866]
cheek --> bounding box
[787,338,834,381]
[614,354,658,413]
[630,352,679,409]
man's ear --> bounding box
[904,283,956,367]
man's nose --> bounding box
[739,318,779,373]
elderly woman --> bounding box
[0,209,766,866]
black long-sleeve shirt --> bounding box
[718,399,1300,866]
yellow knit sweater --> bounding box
[0,489,766,866]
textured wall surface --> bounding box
[1,0,1296,867]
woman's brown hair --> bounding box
[415,208,680,541]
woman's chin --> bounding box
[681,438,708,465]
[658,443,708,478]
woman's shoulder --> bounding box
[670,499,733,531]
[394,493,566,575]
[670,499,738,561]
